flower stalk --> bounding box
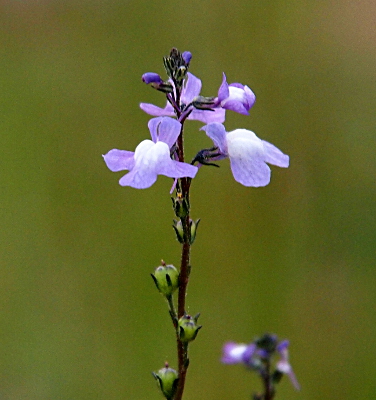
[103,47,294,400]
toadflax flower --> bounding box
[222,335,300,391]
[201,123,289,187]
[140,72,225,124]
[103,117,198,189]
[215,73,256,115]
[276,340,301,390]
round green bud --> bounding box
[152,363,179,400]
[151,264,179,297]
[178,313,202,342]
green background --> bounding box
[1,1,375,399]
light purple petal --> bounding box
[229,82,244,89]
[221,99,249,115]
[148,117,164,143]
[222,342,248,364]
[276,340,290,353]
[201,123,228,154]
[140,102,175,117]
[244,86,256,109]
[262,141,289,168]
[156,118,182,147]
[119,166,157,189]
[188,107,226,124]
[103,149,135,172]
[156,159,198,179]
[217,73,230,102]
[242,343,257,365]
[230,157,271,187]
[226,129,272,187]
[181,73,202,104]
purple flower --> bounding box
[216,73,256,115]
[140,72,225,124]
[201,123,289,187]
[276,340,301,390]
[103,117,198,189]
[222,337,300,391]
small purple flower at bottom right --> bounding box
[222,334,300,391]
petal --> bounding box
[262,141,289,168]
[139,102,175,117]
[230,156,271,187]
[118,167,157,189]
[119,141,165,189]
[242,343,257,365]
[222,99,249,115]
[244,86,256,109]
[103,149,135,172]
[217,73,230,102]
[156,117,182,147]
[276,340,290,353]
[148,117,164,143]
[201,123,228,154]
[181,73,202,104]
[156,159,198,179]
[189,108,226,124]
[221,342,248,364]
[227,130,271,187]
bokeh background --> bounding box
[1,0,375,399]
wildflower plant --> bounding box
[103,48,297,400]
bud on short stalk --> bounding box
[152,363,179,400]
[151,263,179,297]
[178,313,202,342]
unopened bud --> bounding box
[182,51,192,66]
[172,219,184,244]
[178,313,202,343]
[171,194,189,218]
[189,218,201,245]
[152,362,179,400]
[151,263,179,297]
[141,72,173,93]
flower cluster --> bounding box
[222,334,300,392]
[103,48,289,189]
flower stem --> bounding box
[262,360,275,400]
[174,223,191,400]
[173,119,192,400]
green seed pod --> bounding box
[189,218,201,245]
[151,264,179,297]
[152,363,179,400]
[178,313,202,343]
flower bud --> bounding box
[182,51,192,66]
[151,263,179,297]
[172,219,184,244]
[141,72,173,93]
[189,218,201,245]
[171,194,189,218]
[152,362,179,400]
[178,313,202,342]
[142,72,163,85]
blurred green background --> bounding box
[0,0,375,399]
